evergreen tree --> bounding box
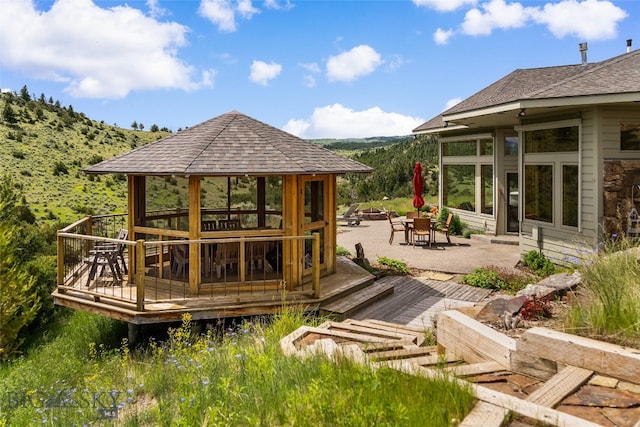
[1,103,17,125]
[19,85,31,102]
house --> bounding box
[413,44,640,264]
[54,111,373,327]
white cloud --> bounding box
[303,75,316,88]
[444,97,463,111]
[146,0,168,18]
[530,0,627,40]
[326,45,382,82]
[300,62,321,74]
[461,0,532,36]
[433,28,455,45]
[0,0,210,99]
[236,0,259,18]
[264,0,293,10]
[199,0,237,32]
[249,60,282,85]
[199,0,260,32]
[412,0,477,12]
[283,104,425,139]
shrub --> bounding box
[377,256,409,274]
[522,250,555,277]
[437,206,465,236]
[336,246,351,256]
[520,297,553,321]
[52,161,68,176]
[462,266,507,290]
[0,224,42,359]
[462,265,530,293]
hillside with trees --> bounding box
[337,135,439,205]
[0,87,171,223]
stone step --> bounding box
[320,280,395,320]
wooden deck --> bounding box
[282,313,640,427]
[53,256,375,324]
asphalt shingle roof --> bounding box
[414,50,640,133]
[85,111,373,176]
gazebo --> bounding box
[54,111,373,325]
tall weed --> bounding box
[565,238,640,346]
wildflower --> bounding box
[202,379,210,385]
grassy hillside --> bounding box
[0,92,171,223]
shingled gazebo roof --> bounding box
[85,110,373,176]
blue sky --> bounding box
[1,0,638,138]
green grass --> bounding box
[1,310,475,426]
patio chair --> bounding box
[433,213,454,244]
[337,203,361,226]
[412,217,432,248]
[386,212,405,245]
[171,244,189,279]
[219,218,241,229]
[216,242,240,278]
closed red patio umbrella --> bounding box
[412,161,425,212]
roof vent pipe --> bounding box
[627,39,633,53]
[579,42,588,66]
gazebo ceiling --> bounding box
[85,110,373,176]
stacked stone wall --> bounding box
[603,160,640,237]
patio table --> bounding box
[401,217,437,246]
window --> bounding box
[442,141,476,156]
[525,126,578,153]
[443,164,475,211]
[479,139,493,156]
[621,123,640,150]
[504,136,518,156]
[525,165,553,223]
[520,121,580,228]
[481,165,493,215]
[562,165,579,227]
[200,176,283,229]
[304,180,324,223]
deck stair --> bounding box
[319,277,395,320]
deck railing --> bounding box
[57,215,321,311]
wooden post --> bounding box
[239,237,246,283]
[56,233,65,294]
[136,239,145,311]
[313,233,320,298]
[188,176,201,295]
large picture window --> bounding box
[443,164,476,211]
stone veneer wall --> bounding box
[603,160,640,236]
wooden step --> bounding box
[320,281,394,320]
